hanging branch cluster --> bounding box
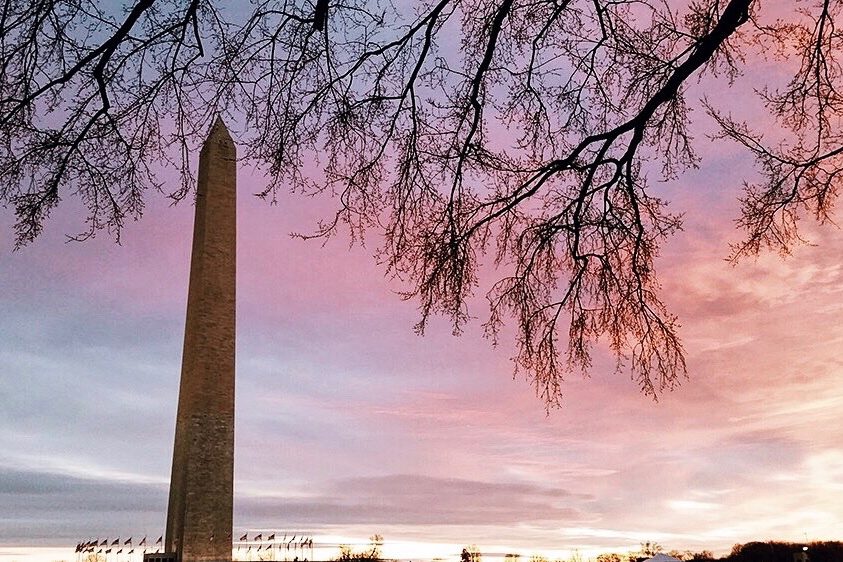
[711,0,843,259]
[2,0,840,405]
[0,0,225,244]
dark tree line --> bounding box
[723,541,842,562]
[598,541,843,562]
[2,0,842,404]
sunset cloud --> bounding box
[3,10,843,560]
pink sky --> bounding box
[1,4,842,561]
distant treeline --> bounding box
[323,539,843,562]
[719,541,843,562]
[600,541,843,562]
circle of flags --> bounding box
[234,532,316,561]
[74,536,164,562]
[74,533,319,562]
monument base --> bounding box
[143,553,177,562]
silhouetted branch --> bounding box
[5,0,842,405]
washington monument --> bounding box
[165,117,236,562]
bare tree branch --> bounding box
[4,0,841,406]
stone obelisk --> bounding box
[165,117,236,562]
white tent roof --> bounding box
[642,555,681,562]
